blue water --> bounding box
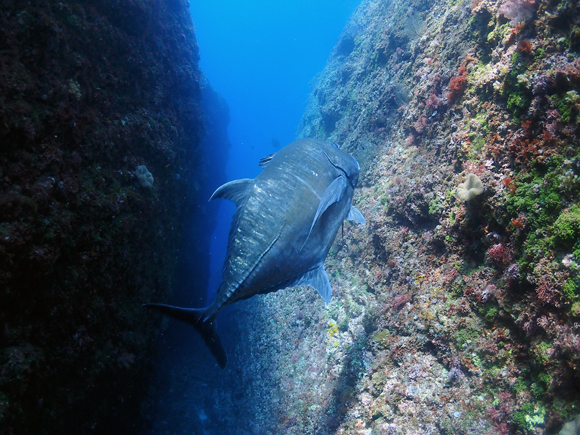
[145,4,362,431]
[189,0,361,301]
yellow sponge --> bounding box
[457,173,483,201]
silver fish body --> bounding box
[144,138,365,368]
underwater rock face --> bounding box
[560,414,580,435]
[191,0,579,434]
[0,0,206,433]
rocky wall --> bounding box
[0,0,206,433]
[223,0,580,434]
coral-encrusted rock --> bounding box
[0,0,204,433]
[211,0,580,434]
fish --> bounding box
[144,138,365,368]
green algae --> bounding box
[453,325,480,348]
[486,23,510,45]
[553,204,580,247]
[550,92,579,123]
[372,329,390,349]
[506,92,530,113]
[563,278,580,301]
[504,157,571,273]
[534,342,552,366]
[513,402,547,432]
[478,303,499,321]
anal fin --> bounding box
[347,205,366,224]
[287,265,332,304]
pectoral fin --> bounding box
[347,206,366,224]
[307,175,347,238]
[209,178,253,206]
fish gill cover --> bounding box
[0,0,224,433]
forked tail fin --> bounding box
[143,303,227,368]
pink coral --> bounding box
[498,0,537,26]
[412,116,428,134]
[487,243,511,267]
[393,293,411,309]
[447,66,468,101]
[425,93,440,109]
[536,275,561,307]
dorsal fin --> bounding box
[209,178,253,206]
[259,153,276,167]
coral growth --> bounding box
[281,0,580,433]
[447,66,468,102]
[136,165,154,188]
[499,0,538,26]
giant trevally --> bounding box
[144,138,365,368]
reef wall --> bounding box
[0,0,210,433]
[212,0,580,434]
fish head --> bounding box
[322,143,360,189]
